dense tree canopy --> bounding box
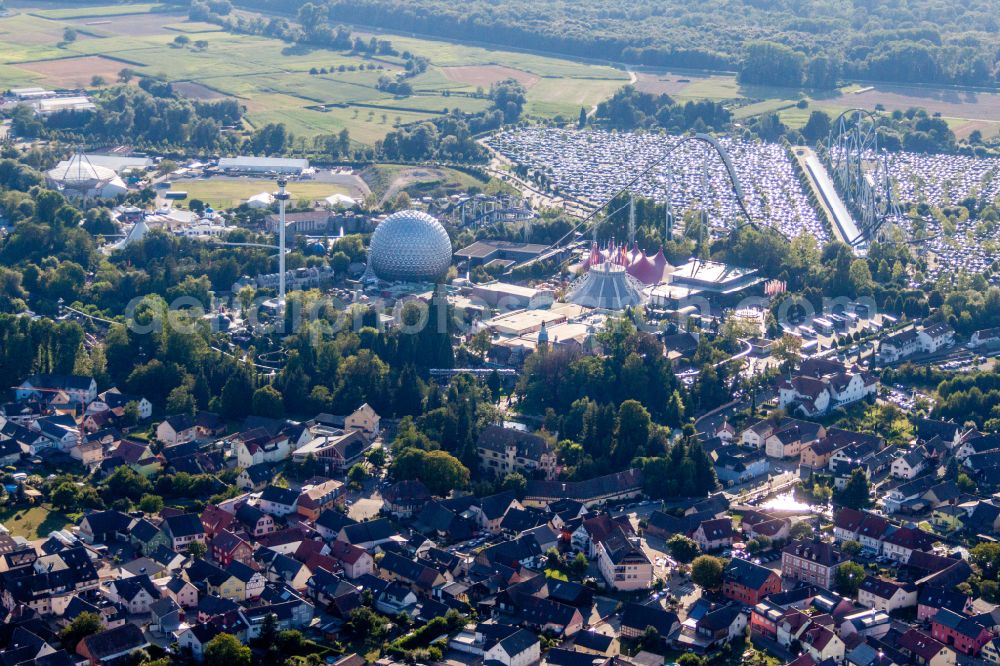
[230,0,1000,88]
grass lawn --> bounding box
[31,4,166,20]
[163,21,221,33]
[171,178,353,210]
[0,504,70,540]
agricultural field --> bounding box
[633,68,1000,139]
[5,3,997,146]
[0,2,628,145]
[168,177,357,210]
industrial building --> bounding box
[218,156,309,175]
[454,240,549,269]
[34,96,96,115]
[471,282,554,311]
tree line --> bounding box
[222,0,1000,89]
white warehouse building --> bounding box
[218,156,309,175]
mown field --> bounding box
[643,70,1000,139]
[1,3,628,145]
[169,177,355,210]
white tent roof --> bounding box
[325,193,356,207]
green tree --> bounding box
[677,654,705,666]
[836,469,872,510]
[187,540,207,558]
[841,539,862,556]
[348,463,368,487]
[60,611,102,650]
[204,633,251,666]
[691,554,725,590]
[390,448,469,496]
[667,534,700,563]
[834,561,866,597]
[252,384,285,418]
[165,385,196,417]
[971,543,1000,581]
[51,482,79,511]
[613,400,651,467]
[501,472,527,497]
[139,494,164,514]
[802,110,831,143]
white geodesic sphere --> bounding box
[367,209,452,282]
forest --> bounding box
[229,0,1000,88]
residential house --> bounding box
[290,430,369,472]
[156,414,197,446]
[378,550,447,591]
[89,388,152,420]
[17,374,97,406]
[296,480,344,521]
[78,510,131,545]
[382,479,432,518]
[477,425,558,480]
[314,509,357,542]
[722,558,781,606]
[782,540,849,588]
[338,518,397,550]
[692,518,736,551]
[896,628,957,666]
[344,403,380,440]
[674,602,747,654]
[328,541,374,579]
[105,574,160,614]
[891,448,928,480]
[77,623,149,666]
[225,560,266,600]
[879,324,954,363]
[857,576,917,612]
[235,503,276,538]
[620,602,679,639]
[777,359,878,417]
[483,628,540,666]
[800,622,846,663]
[209,530,254,567]
[128,518,169,556]
[522,468,643,508]
[237,463,276,491]
[161,513,206,552]
[882,526,937,563]
[595,528,653,592]
[764,420,825,459]
[259,485,300,517]
[931,609,991,656]
[157,574,198,608]
[514,593,585,637]
[235,428,292,468]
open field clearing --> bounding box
[171,80,228,100]
[168,177,355,210]
[15,54,130,88]
[848,84,1000,122]
[30,3,167,20]
[440,64,541,88]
